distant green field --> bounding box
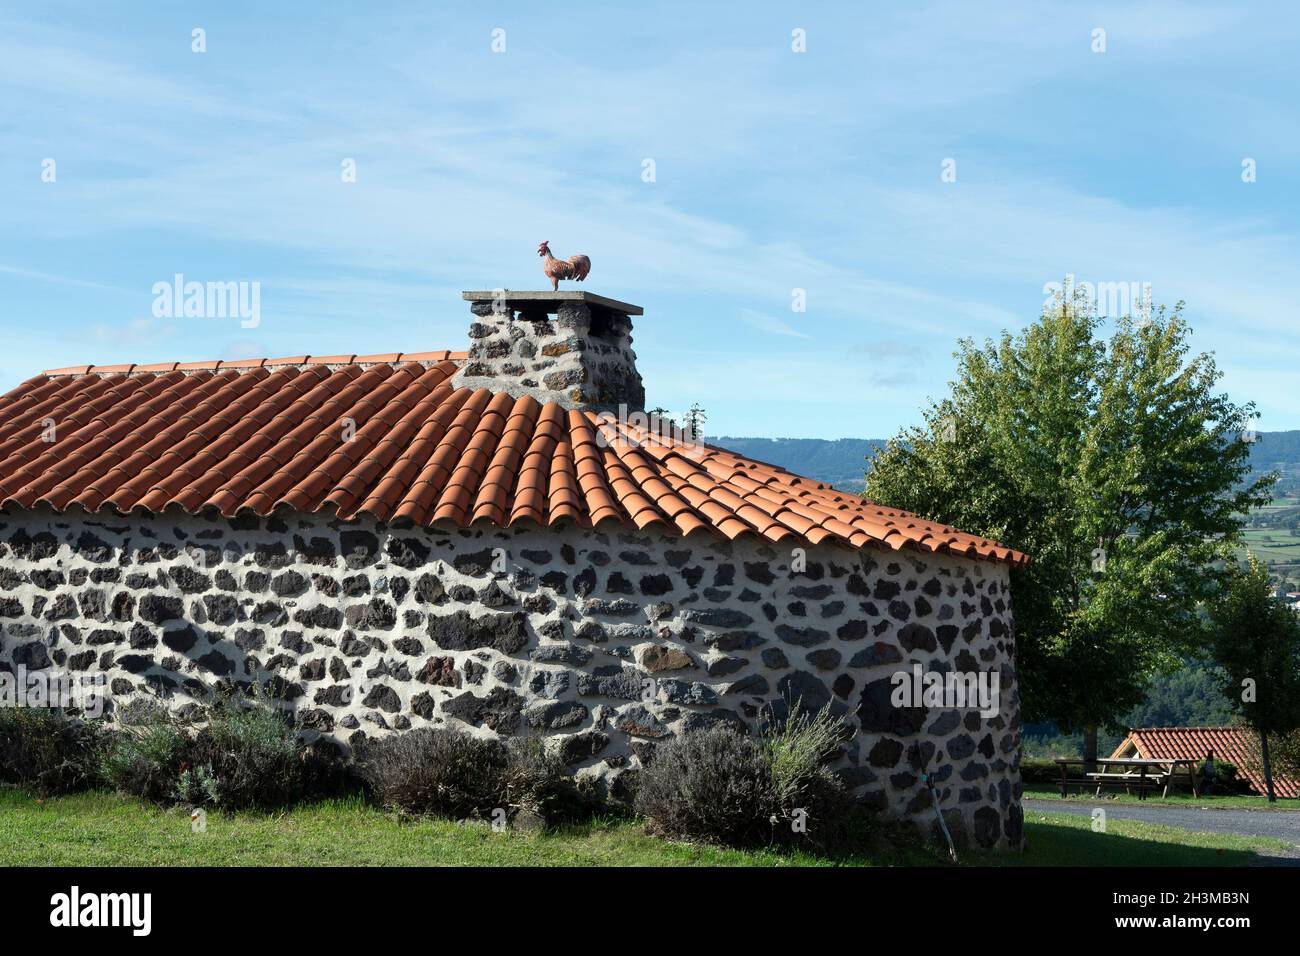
[1251,496,1300,519]
[1241,496,1300,586]
[1241,528,1300,560]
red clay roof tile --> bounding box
[1,352,1026,564]
[1113,727,1299,799]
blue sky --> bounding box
[1,1,1297,439]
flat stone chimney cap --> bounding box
[461,290,643,316]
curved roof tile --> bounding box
[0,356,1028,566]
[1114,727,1300,799]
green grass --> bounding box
[0,789,909,867]
[1002,809,1291,867]
[0,788,1287,867]
[1024,784,1300,811]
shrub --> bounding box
[1210,761,1257,796]
[0,708,103,796]
[100,692,349,809]
[636,706,860,848]
[98,706,189,803]
[634,724,779,845]
[358,728,601,826]
[501,736,600,825]
[1018,756,1061,785]
[763,704,848,809]
[1271,730,1300,781]
[761,706,856,847]
[358,727,509,819]
[177,696,349,810]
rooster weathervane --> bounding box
[537,241,591,291]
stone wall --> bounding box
[453,301,645,412]
[0,505,1023,848]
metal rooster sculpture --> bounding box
[538,241,591,291]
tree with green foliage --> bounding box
[865,291,1273,770]
[1121,656,1235,728]
[1207,557,1300,801]
[1272,731,1300,782]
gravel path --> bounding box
[1023,797,1300,865]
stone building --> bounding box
[0,290,1028,848]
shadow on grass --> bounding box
[971,821,1266,867]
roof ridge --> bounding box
[1133,726,1244,731]
[42,350,469,377]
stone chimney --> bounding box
[453,291,646,412]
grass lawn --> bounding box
[1010,809,1290,866]
[1024,784,1300,812]
[0,789,900,867]
[0,788,1288,867]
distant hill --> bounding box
[1246,430,1300,496]
[713,430,1300,496]
[711,437,882,492]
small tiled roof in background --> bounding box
[0,354,1027,566]
[1112,726,1300,798]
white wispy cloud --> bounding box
[737,308,811,339]
[0,1,1296,438]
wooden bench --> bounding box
[1053,757,1200,800]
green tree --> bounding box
[1272,730,1300,781]
[864,292,1273,770]
[1121,656,1235,728]
[1207,557,1300,801]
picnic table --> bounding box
[1053,757,1200,800]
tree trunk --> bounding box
[1261,732,1277,803]
[1084,725,1098,776]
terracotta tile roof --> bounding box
[0,355,1027,566]
[1112,727,1300,798]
